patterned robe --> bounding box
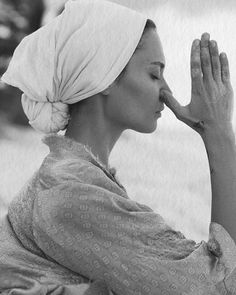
[0,134,236,294]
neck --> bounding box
[65,97,124,168]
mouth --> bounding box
[155,112,162,118]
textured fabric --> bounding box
[0,0,147,134]
[0,134,236,294]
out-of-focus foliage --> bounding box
[0,0,45,125]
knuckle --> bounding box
[201,55,211,67]
[201,50,210,67]
[192,85,202,96]
[191,60,200,69]
[221,61,229,68]
[222,67,229,75]
[191,68,201,78]
[191,50,200,58]
[202,58,210,67]
[201,47,209,54]
[212,60,219,70]
[211,48,219,56]
[221,72,228,82]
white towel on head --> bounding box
[1,0,147,134]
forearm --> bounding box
[202,124,236,243]
[161,33,236,241]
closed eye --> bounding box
[151,74,161,80]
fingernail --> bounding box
[221,52,227,58]
[193,39,200,46]
[211,40,216,47]
[202,32,210,40]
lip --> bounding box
[155,112,162,118]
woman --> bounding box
[0,0,236,294]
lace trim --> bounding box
[43,134,126,192]
[81,144,126,192]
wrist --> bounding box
[200,121,235,145]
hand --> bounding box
[161,33,234,137]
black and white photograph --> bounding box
[0,0,236,294]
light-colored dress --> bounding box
[0,134,236,295]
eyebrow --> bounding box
[150,61,165,69]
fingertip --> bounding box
[192,39,200,47]
[220,52,230,82]
[201,33,210,49]
[160,89,173,98]
[209,40,219,58]
[220,52,229,66]
[159,89,168,102]
[210,40,217,47]
[201,32,210,40]
[220,52,227,59]
[162,88,172,94]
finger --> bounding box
[160,90,182,119]
[220,52,230,83]
[160,91,205,129]
[181,112,205,132]
[209,40,221,82]
[191,39,202,82]
[200,33,212,80]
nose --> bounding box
[161,79,172,94]
[159,79,172,107]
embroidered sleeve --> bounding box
[32,182,236,294]
[200,222,236,293]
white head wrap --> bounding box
[1,0,147,133]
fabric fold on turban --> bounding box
[1,0,147,133]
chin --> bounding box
[134,121,158,134]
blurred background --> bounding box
[0,0,236,242]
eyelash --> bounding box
[151,75,160,81]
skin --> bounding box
[66,30,236,243]
[66,29,170,167]
[162,33,236,243]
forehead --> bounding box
[131,30,165,68]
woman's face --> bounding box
[105,29,170,133]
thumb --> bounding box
[160,90,205,132]
[160,90,183,119]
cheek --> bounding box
[121,77,149,114]
[128,74,150,97]
[107,74,161,123]
[129,74,161,109]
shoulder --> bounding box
[33,179,155,240]
[37,137,127,197]
[37,150,108,190]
